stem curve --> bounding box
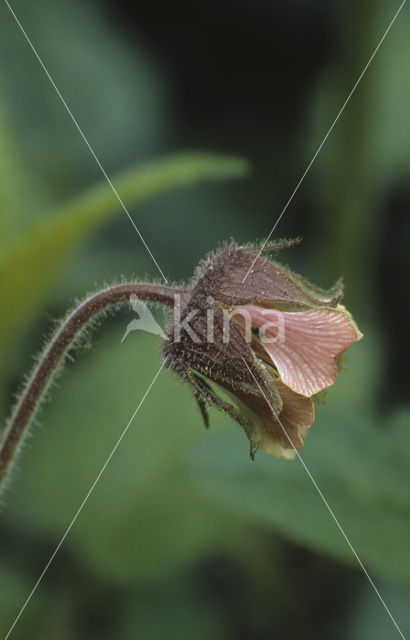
[0,282,181,492]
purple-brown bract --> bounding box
[162,239,362,460]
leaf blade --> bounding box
[0,152,250,355]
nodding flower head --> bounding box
[162,239,362,460]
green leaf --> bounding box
[119,575,230,640]
[345,580,410,640]
[0,563,47,639]
[305,4,410,300]
[0,153,249,356]
[188,404,410,584]
[0,0,168,185]
[5,329,245,583]
[0,101,26,245]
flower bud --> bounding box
[162,240,362,460]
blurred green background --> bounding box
[0,0,409,638]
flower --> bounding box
[162,239,362,460]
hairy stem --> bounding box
[0,282,181,492]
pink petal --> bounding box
[235,304,362,396]
[275,379,315,441]
[257,379,315,458]
[222,376,314,459]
